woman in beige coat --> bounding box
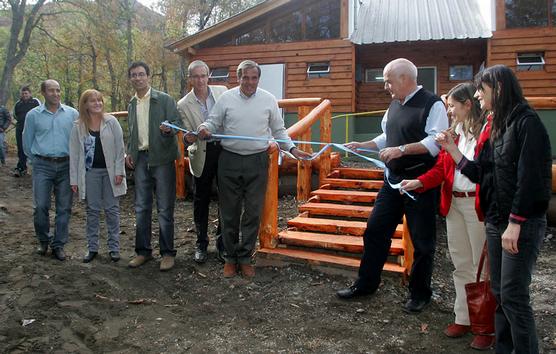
[69,89,126,263]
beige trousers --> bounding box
[445,196,486,325]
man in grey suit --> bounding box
[178,60,227,263]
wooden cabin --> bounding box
[167,0,556,153]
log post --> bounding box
[259,144,279,249]
[401,216,414,282]
[175,131,186,199]
[318,103,332,185]
[296,106,313,201]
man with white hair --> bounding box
[178,60,227,264]
[337,58,448,313]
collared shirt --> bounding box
[23,103,78,158]
[372,86,448,156]
[452,123,477,192]
[200,87,295,155]
[194,87,216,122]
[135,88,151,151]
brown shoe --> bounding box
[239,264,255,278]
[470,335,495,350]
[223,263,237,278]
[444,323,471,338]
[128,255,153,268]
[160,256,175,271]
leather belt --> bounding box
[453,191,476,198]
[36,155,69,162]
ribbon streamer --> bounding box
[162,121,416,199]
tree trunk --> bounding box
[105,48,118,111]
[0,0,47,105]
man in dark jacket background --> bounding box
[13,85,41,176]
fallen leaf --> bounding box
[420,323,429,334]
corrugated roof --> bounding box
[350,0,492,45]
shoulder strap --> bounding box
[476,240,489,282]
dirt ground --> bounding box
[0,154,555,354]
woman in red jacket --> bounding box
[401,83,493,350]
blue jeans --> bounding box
[486,218,545,354]
[0,131,6,163]
[133,151,176,257]
[32,158,73,249]
[85,168,120,252]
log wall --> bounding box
[190,39,355,112]
[488,27,556,97]
[356,40,487,112]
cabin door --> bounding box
[258,63,285,101]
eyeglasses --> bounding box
[130,72,147,79]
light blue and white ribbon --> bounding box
[162,121,416,200]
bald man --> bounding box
[337,58,448,313]
[23,79,78,261]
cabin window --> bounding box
[305,0,341,40]
[516,52,545,71]
[505,0,551,28]
[236,27,266,45]
[209,68,229,82]
[417,67,437,94]
[270,11,303,42]
[365,68,383,83]
[307,62,330,79]
[449,65,473,81]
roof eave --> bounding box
[166,0,295,54]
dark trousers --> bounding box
[355,180,438,301]
[486,219,545,354]
[193,142,222,251]
[218,149,268,265]
[16,124,27,171]
[133,151,176,257]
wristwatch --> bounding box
[398,144,406,155]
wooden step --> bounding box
[299,202,373,218]
[321,178,384,190]
[257,247,406,273]
[278,230,404,255]
[287,216,403,238]
[310,189,378,203]
[331,168,384,180]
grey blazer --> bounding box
[69,114,127,199]
[177,85,227,177]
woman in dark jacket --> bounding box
[437,65,551,354]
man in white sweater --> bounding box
[197,60,310,278]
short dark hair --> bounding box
[20,85,31,93]
[128,61,150,78]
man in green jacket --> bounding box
[125,61,180,271]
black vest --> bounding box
[385,88,440,178]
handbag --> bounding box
[465,241,496,335]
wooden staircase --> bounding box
[258,167,413,277]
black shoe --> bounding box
[403,298,431,314]
[194,248,208,264]
[82,251,97,263]
[52,248,66,261]
[36,242,49,256]
[336,285,374,299]
[109,251,120,262]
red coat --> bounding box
[416,118,492,222]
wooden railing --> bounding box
[259,98,332,249]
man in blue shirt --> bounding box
[23,79,78,261]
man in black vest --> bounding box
[337,58,448,313]
[13,85,40,176]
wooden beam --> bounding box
[495,0,505,30]
[297,105,313,202]
[167,0,294,54]
[259,144,279,249]
[340,0,349,39]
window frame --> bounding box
[209,68,229,82]
[516,52,546,71]
[307,62,331,79]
